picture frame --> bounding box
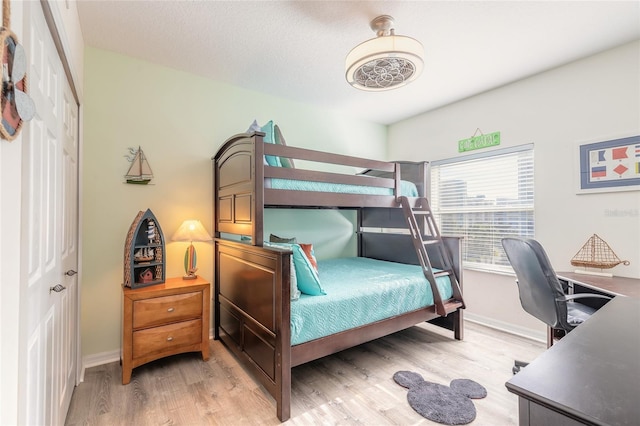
[577,135,640,194]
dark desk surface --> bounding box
[506,296,640,425]
[557,272,640,298]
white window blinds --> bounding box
[430,145,534,272]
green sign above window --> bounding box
[458,131,501,152]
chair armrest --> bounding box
[558,293,613,302]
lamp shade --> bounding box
[172,220,212,279]
[171,220,212,243]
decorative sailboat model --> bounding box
[125,146,153,184]
[571,234,630,277]
[134,247,154,262]
[133,219,156,262]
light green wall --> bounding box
[81,47,385,357]
[264,209,358,259]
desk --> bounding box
[506,297,640,426]
[557,272,640,299]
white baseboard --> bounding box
[80,350,120,382]
[464,312,546,343]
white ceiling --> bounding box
[77,1,640,125]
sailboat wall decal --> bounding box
[125,146,154,184]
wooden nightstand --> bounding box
[121,276,210,384]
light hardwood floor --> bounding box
[65,321,544,425]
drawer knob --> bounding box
[167,336,173,342]
[167,307,175,312]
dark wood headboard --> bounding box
[212,132,429,245]
[213,133,263,239]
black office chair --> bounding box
[501,237,611,373]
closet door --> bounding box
[19,2,79,425]
[58,57,80,424]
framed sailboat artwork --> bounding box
[124,146,153,184]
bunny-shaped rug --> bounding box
[393,371,487,425]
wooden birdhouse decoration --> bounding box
[123,209,166,288]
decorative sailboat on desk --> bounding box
[571,234,630,277]
[125,146,153,184]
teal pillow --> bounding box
[263,241,301,301]
[260,120,282,168]
[265,241,325,296]
[290,244,324,296]
[274,125,295,168]
[246,120,282,167]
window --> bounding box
[430,145,534,273]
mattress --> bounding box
[290,257,453,345]
[267,178,419,197]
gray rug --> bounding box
[450,378,487,399]
[393,371,487,425]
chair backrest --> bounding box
[501,237,570,331]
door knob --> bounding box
[50,284,67,293]
[65,270,78,276]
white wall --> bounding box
[81,48,386,363]
[388,41,640,339]
[0,3,26,423]
[0,134,22,423]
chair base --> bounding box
[515,329,567,374]
[513,360,528,375]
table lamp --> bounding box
[171,219,212,279]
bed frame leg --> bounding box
[277,374,291,421]
[454,310,464,340]
[277,402,290,422]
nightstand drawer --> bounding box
[132,291,202,329]
[122,277,210,385]
[132,319,202,358]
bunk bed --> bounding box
[212,131,465,421]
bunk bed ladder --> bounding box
[399,196,465,317]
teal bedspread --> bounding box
[290,257,453,345]
[268,178,419,197]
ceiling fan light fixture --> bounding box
[345,15,424,91]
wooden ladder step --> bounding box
[399,195,466,317]
[433,270,452,279]
[442,299,465,314]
